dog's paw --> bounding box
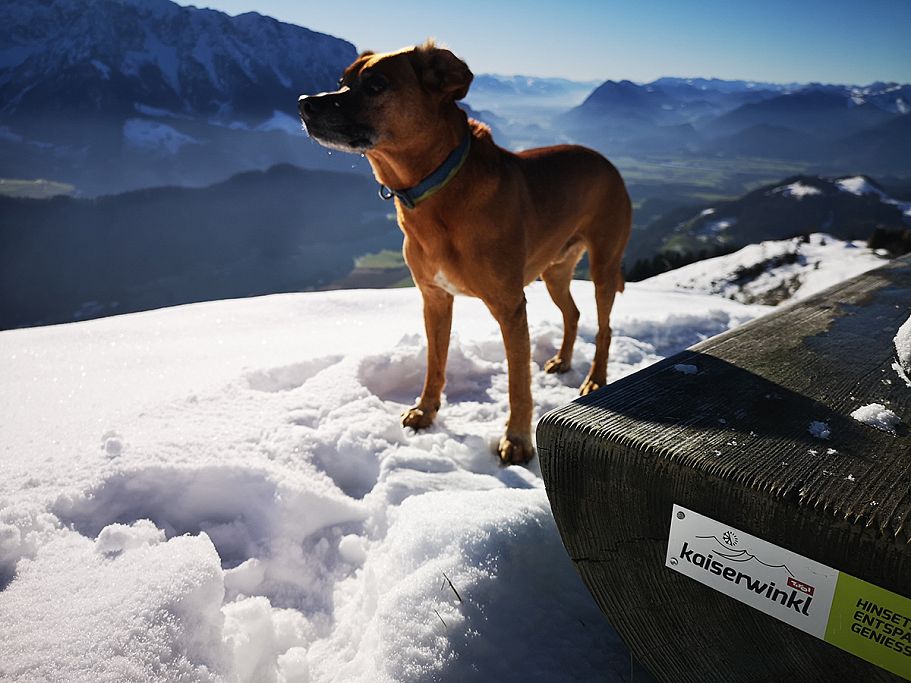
[497,435,535,466]
[402,406,436,430]
[543,355,572,374]
[579,380,602,396]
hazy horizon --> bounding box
[174,0,911,86]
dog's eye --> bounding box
[362,74,388,96]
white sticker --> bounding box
[666,504,839,638]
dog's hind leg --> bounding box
[580,198,630,396]
[579,255,622,396]
[541,241,585,374]
[403,287,454,430]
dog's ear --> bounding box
[411,42,473,100]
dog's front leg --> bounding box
[489,295,535,465]
[403,286,454,430]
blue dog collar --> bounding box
[378,132,471,210]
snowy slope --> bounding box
[0,282,768,683]
[836,175,911,217]
[640,233,888,305]
[653,175,911,260]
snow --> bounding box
[134,103,192,120]
[836,176,886,198]
[639,233,886,305]
[850,403,902,434]
[775,181,822,199]
[808,421,831,439]
[191,35,222,90]
[0,281,768,682]
[835,175,911,217]
[895,315,911,386]
[1,529,225,682]
[256,110,305,135]
[122,30,181,95]
[124,118,199,154]
[91,59,111,80]
[695,217,734,238]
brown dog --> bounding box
[299,42,631,465]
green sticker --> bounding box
[825,572,911,679]
[667,505,911,680]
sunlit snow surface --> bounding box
[0,279,764,682]
[850,403,902,434]
[894,314,911,383]
[1,232,901,680]
[639,233,886,304]
[0,275,813,682]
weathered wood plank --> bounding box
[538,255,911,682]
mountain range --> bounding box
[561,78,911,174]
[3,0,909,196]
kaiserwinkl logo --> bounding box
[676,539,815,615]
[665,505,840,640]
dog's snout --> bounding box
[298,94,317,119]
[298,93,340,120]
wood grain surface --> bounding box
[538,255,911,682]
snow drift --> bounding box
[0,238,895,681]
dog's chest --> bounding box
[432,269,464,296]
[400,215,471,297]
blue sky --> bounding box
[175,0,911,84]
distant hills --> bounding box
[0,165,398,329]
[668,175,908,247]
[464,74,598,118]
[561,79,911,175]
[3,163,909,329]
[626,175,911,279]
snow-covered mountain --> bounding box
[0,0,355,126]
[650,76,798,95]
[0,0,362,195]
[630,174,911,269]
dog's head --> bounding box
[298,41,473,154]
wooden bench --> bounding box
[537,255,911,682]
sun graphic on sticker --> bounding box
[722,530,739,547]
